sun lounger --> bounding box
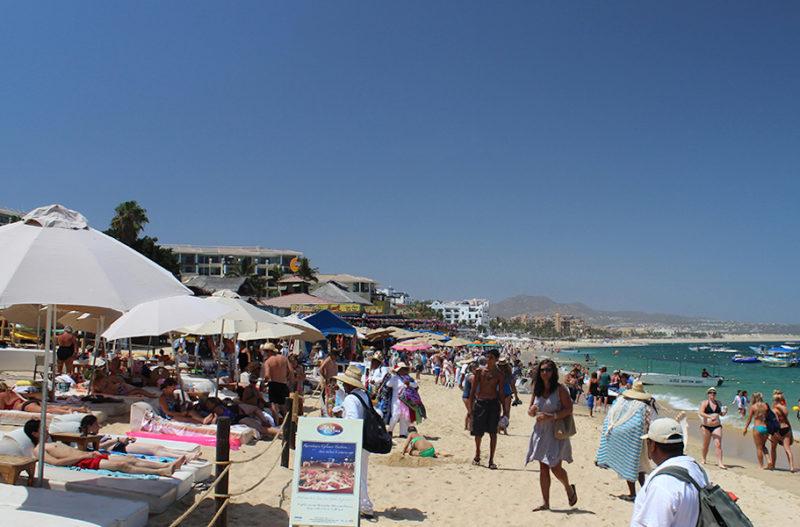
[0,482,149,527]
[129,401,259,448]
[39,463,196,514]
[0,410,108,430]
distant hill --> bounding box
[490,295,710,327]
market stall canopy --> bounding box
[303,309,356,337]
[0,204,191,311]
[281,314,325,342]
[102,296,233,341]
[178,290,289,335]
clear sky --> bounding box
[2,2,798,323]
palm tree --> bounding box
[226,257,256,278]
[108,201,148,246]
[297,257,318,283]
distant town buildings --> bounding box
[511,312,588,336]
[376,286,410,307]
[162,244,303,277]
[0,207,22,226]
[429,299,490,327]
[317,274,378,303]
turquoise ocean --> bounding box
[571,341,798,426]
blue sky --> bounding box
[2,2,798,323]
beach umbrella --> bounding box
[278,313,325,342]
[237,322,303,341]
[443,337,471,347]
[178,290,289,335]
[0,204,192,485]
[59,308,121,334]
[392,339,432,352]
[101,296,233,341]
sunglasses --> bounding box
[540,367,554,373]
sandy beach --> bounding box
[100,374,800,527]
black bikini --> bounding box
[702,401,721,432]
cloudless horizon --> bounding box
[2,2,798,323]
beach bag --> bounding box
[654,465,753,527]
[354,393,393,454]
[554,414,577,440]
[765,408,780,435]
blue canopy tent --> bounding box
[303,310,358,361]
[304,310,356,337]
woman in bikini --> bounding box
[743,391,770,469]
[0,382,89,414]
[401,426,451,458]
[93,371,154,398]
[769,390,796,472]
[698,387,727,469]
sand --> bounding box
[101,376,800,527]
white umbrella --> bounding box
[0,204,192,485]
[237,322,303,341]
[178,290,288,335]
[283,313,325,342]
[102,296,233,341]
[59,308,121,334]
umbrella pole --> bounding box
[88,316,104,396]
[216,320,225,397]
[36,304,54,486]
[49,306,59,401]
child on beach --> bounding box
[401,427,451,458]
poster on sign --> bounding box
[290,417,363,526]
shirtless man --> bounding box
[468,349,505,469]
[319,348,339,416]
[56,326,79,374]
[28,425,185,476]
[743,392,771,469]
[261,343,291,418]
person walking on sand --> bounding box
[698,387,727,469]
[743,392,771,469]
[630,418,708,527]
[469,349,504,469]
[770,390,796,472]
[461,359,478,431]
[526,358,577,511]
[587,372,600,417]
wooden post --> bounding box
[215,417,230,527]
[281,399,293,468]
[290,392,302,450]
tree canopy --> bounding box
[105,201,180,276]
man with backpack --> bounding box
[337,365,377,520]
[632,417,753,527]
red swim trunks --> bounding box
[74,453,109,470]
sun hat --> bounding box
[370,352,384,362]
[393,361,409,372]
[64,325,74,334]
[622,381,652,402]
[707,387,717,394]
[334,365,365,389]
[641,418,684,444]
[260,342,278,353]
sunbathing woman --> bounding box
[158,379,210,424]
[79,414,201,461]
[743,391,771,469]
[203,398,283,440]
[0,382,89,414]
[92,371,155,398]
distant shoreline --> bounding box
[545,334,800,349]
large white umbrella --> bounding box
[102,296,233,341]
[282,313,325,342]
[179,290,289,335]
[59,308,121,334]
[237,322,303,341]
[0,204,192,485]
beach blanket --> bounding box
[47,463,159,480]
[596,397,648,482]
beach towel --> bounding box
[596,397,650,482]
[48,463,159,480]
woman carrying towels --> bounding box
[526,358,577,512]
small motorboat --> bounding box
[710,346,739,353]
[731,354,760,364]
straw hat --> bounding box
[260,342,278,353]
[393,361,409,372]
[622,381,652,402]
[370,352,384,362]
[335,365,365,389]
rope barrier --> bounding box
[205,498,229,527]
[168,464,231,527]
[212,451,283,498]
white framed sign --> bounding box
[290,416,363,526]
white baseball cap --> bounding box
[641,418,684,444]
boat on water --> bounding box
[731,354,760,364]
[758,348,799,367]
[624,370,723,387]
[709,346,739,353]
[688,345,712,352]
[781,343,800,351]
[749,345,768,353]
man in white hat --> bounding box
[630,418,707,527]
[335,365,375,519]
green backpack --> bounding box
[653,464,753,527]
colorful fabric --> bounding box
[398,375,426,423]
[596,397,648,481]
[419,447,436,458]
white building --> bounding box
[162,244,303,277]
[376,286,410,306]
[429,299,490,327]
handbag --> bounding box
[554,414,577,440]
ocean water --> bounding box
[570,341,798,426]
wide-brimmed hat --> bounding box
[260,342,278,352]
[370,352,384,362]
[622,381,652,402]
[393,361,409,372]
[498,357,509,365]
[334,365,365,389]
[64,325,74,334]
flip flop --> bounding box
[616,494,635,502]
[488,463,498,470]
[568,484,578,506]
[472,457,481,466]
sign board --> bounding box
[291,303,362,314]
[290,416,363,527]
